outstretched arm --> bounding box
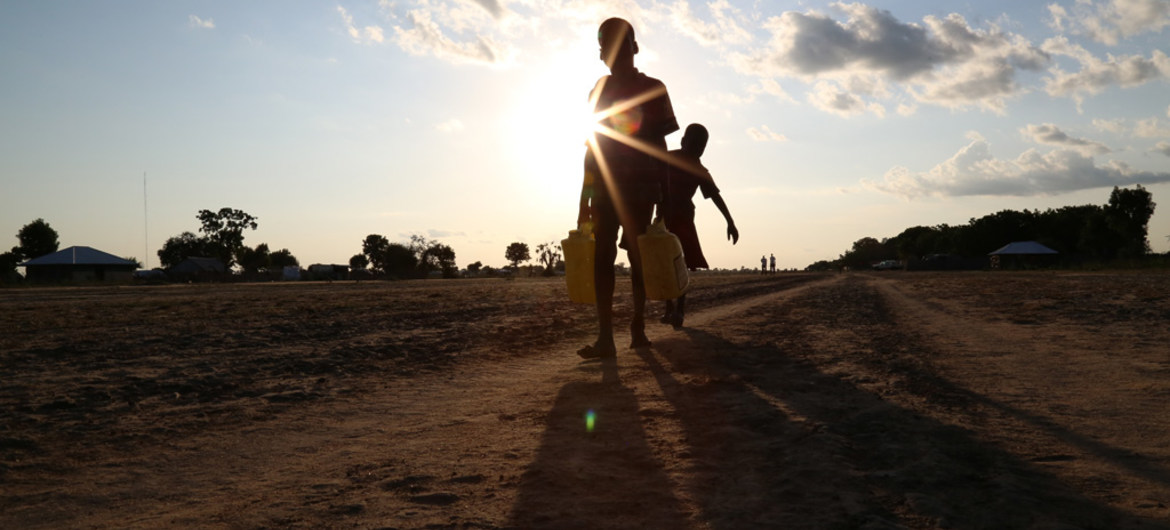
[711,192,738,244]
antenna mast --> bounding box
[143,171,148,269]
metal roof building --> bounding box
[19,246,138,283]
[989,241,1059,255]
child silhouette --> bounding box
[660,124,738,328]
[577,18,679,359]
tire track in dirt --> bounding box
[871,275,1170,523]
[653,273,1166,529]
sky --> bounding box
[2,0,1169,271]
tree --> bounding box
[1079,211,1118,260]
[1037,205,1102,255]
[952,209,1038,257]
[888,226,939,261]
[16,218,59,260]
[196,207,258,268]
[408,235,433,257]
[838,237,890,269]
[383,243,418,277]
[158,231,210,268]
[505,242,530,270]
[1,251,22,283]
[349,253,369,270]
[362,234,391,272]
[1105,185,1156,258]
[269,248,298,268]
[237,243,271,274]
[421,242,458,278]
[536,242,561,276]
[466,261,482,275]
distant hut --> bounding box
[168,257,227,282]
[19,246,138,283]
[989,241,1058,270]
[307,264,348,281]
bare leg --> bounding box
[579,219,618,359]
[660,299,675,323]
[593,234,617,352]
[628,240,650,348]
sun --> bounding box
[504,50,601,210]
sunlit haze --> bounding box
[3,1,1169,270]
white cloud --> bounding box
[1093,118,1127,133]
[748,78,797,103]
[338,6,385,45]
[393,8,506,65]
[1042,36,1170,106]
[746,125,788,142]
[374,0,622,66]
[427,228,467,238]
[366,25,386,43]
[435,118,465,133]
[470,0,505,19]
[669,0,752,48]
[1135,118,1170,138]
[1049,0,1170,45]
[808,80,884,117]
[1154,141,1170,156]
[730,3,1049,113]
[1047,3,1069,32]
[863,137,1170,199]
[1022,123,1111,154]
[188,15,215,30]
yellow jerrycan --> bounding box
[638,218,689,300]
[562,222,596,304]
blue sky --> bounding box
[2,1,1168,270]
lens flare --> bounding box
[585,409,596,432]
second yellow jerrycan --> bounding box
[561,222,596,304]
[638,218,689,300]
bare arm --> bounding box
[710,192,738,244]
[578,168,595,228]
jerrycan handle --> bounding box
[645,217,668,235]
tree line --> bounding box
[158,208,298,274]
[4,186,1158,284]
[808,185,1157,271]
[351,234,458,279]
[2,207,569,284]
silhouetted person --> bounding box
[577,17,679,359]
[761,255,767,275]
[659,124,738,328]
[770,253,776,274]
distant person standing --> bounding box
[761,255,767,275]
[770,253,776,274]
[659,123,738,328]
[576,17,679,359]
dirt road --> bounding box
[3,272,1169,529]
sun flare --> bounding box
[505,52,601,210]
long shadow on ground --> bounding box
[508,358,690,529]
[634,277,1166,530]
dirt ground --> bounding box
[2,271,1170,529]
